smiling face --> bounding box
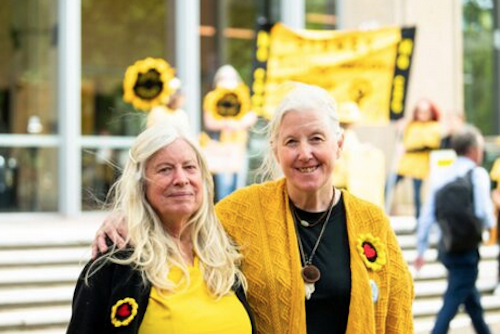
[415,101,433,122]
[145,138,203,229]
[274,109,343,199]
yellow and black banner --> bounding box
[389,27,416,120]
[249,19,273,119]
[250,23,416,124]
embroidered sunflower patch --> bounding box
[357,233,387,271]
[111,297,138,327]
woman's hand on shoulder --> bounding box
[91,212,129,259]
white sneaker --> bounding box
[494,283,500,296]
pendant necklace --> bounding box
[292,197,332,228]
[290,190,336,299]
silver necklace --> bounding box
[290,192,335,299]
[291,197,332,228]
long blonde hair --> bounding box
[90,125,246,297]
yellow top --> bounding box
[216,179,414,334]
[397,121,441,179]
[138,257,252,334]
[490,158,500,190]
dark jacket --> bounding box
[66,252,255,334]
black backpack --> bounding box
[435,168,483,253]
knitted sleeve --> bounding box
[384,227,415,333]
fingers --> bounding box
[414,256,425,271]
[91,229,108,260]
[90,212,130,259]
[112,222,128,249]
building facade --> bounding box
[0,0,485,217]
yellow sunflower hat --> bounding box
[123,57,176,112]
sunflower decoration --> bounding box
[203,83,251,121]
[357,233,387,271]
[123,57,176,112]
[110,297,139,327]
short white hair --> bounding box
[257,82,342,181]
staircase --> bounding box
[0,215,100,334]
[392,216,500,333]
[0,215,499,334]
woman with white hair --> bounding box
[67,125,254,333]
[93,83,413,334]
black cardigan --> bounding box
[66,253,255,334]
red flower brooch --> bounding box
[110,297,138,327]
[357,234,386,271]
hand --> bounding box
[414,256,425,272]
[491,189,500,208]
[91,211,128,259]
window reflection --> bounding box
[306,0,337,29]
[81,0,174,136]
[0,0,58,135]
[82,147,128,211]
[0,147,58,212]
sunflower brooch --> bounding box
[357,233,386,271]
[203,84,251,121]
[123,57,176,112]
[110,297,139,327]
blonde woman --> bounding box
[67,125,254,334]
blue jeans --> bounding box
[432,250,491,334]
[386,175,423,219]
[214,173,237,202]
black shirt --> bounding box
[294,195,351,334]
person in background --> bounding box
[440,110,465,149]
[332,101,361,191]
[333,102,385,208]
[203,65,257,201]
[92,83,414,334]
[146,77,192,136]
[386,99,442,219]
[415,124,494,334]
[67,124,254,334]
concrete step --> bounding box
[413,295,500,318]
[414,279,498,299]
[0,265,83,287]
[0,286,74,309]
[0,214,101,250]
[410,260,499,282]
[0,327,66,334]
[402,245,499,264]
[414,313,500,334]
[0,306,70,332]
[0,248,90,267]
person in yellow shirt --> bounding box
[333,102,385,208]
[203,65,257,201]
[386,99,442,219]
[67,125,254,334]
[490,156,500,295]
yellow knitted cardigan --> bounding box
[216,179,414,334]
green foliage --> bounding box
[463,0,495,135]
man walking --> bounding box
[415,124,495,334]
